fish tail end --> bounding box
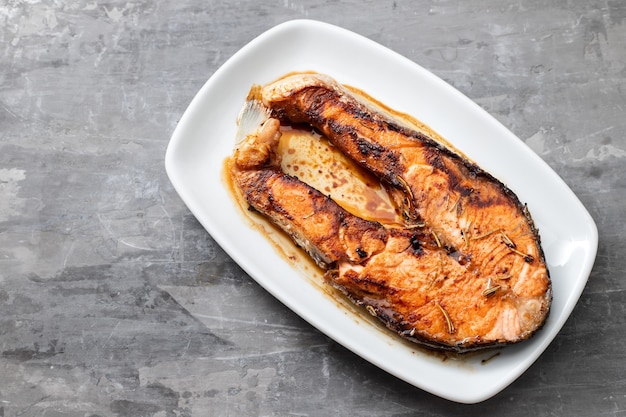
[236,85,272,144]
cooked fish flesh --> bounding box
[229,73,551,352]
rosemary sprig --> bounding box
[405,222,426,229]
[395,175,415,203]
[431,231,442,248]
[471,228,500,241]
[395,175,417,221]
[435,301,455,334]
[448,194,461,212]
[460,221,472,248]
[500,231,516,249]
[427,271,438,289]
[509,247,535,263]
[482,277,502,297]
[498,231,534,262]
[482,284,501,297]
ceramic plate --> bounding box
[165,20,598,403]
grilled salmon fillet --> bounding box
[229,73,551,352]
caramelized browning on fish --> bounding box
[229,73,551,352]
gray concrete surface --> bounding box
[1,0,625,416]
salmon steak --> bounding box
[228,73,551,352]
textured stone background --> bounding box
[1,1,625,416]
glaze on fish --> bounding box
[229,73,551,352]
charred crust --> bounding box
[302,88,336,124]
[409,234,423,254]
[425,147,446,171]
[355,135,385,158]
[384,121,402,132]
[350,104,376,122]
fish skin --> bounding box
[230,73,552,352]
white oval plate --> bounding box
[165,20,598,403]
